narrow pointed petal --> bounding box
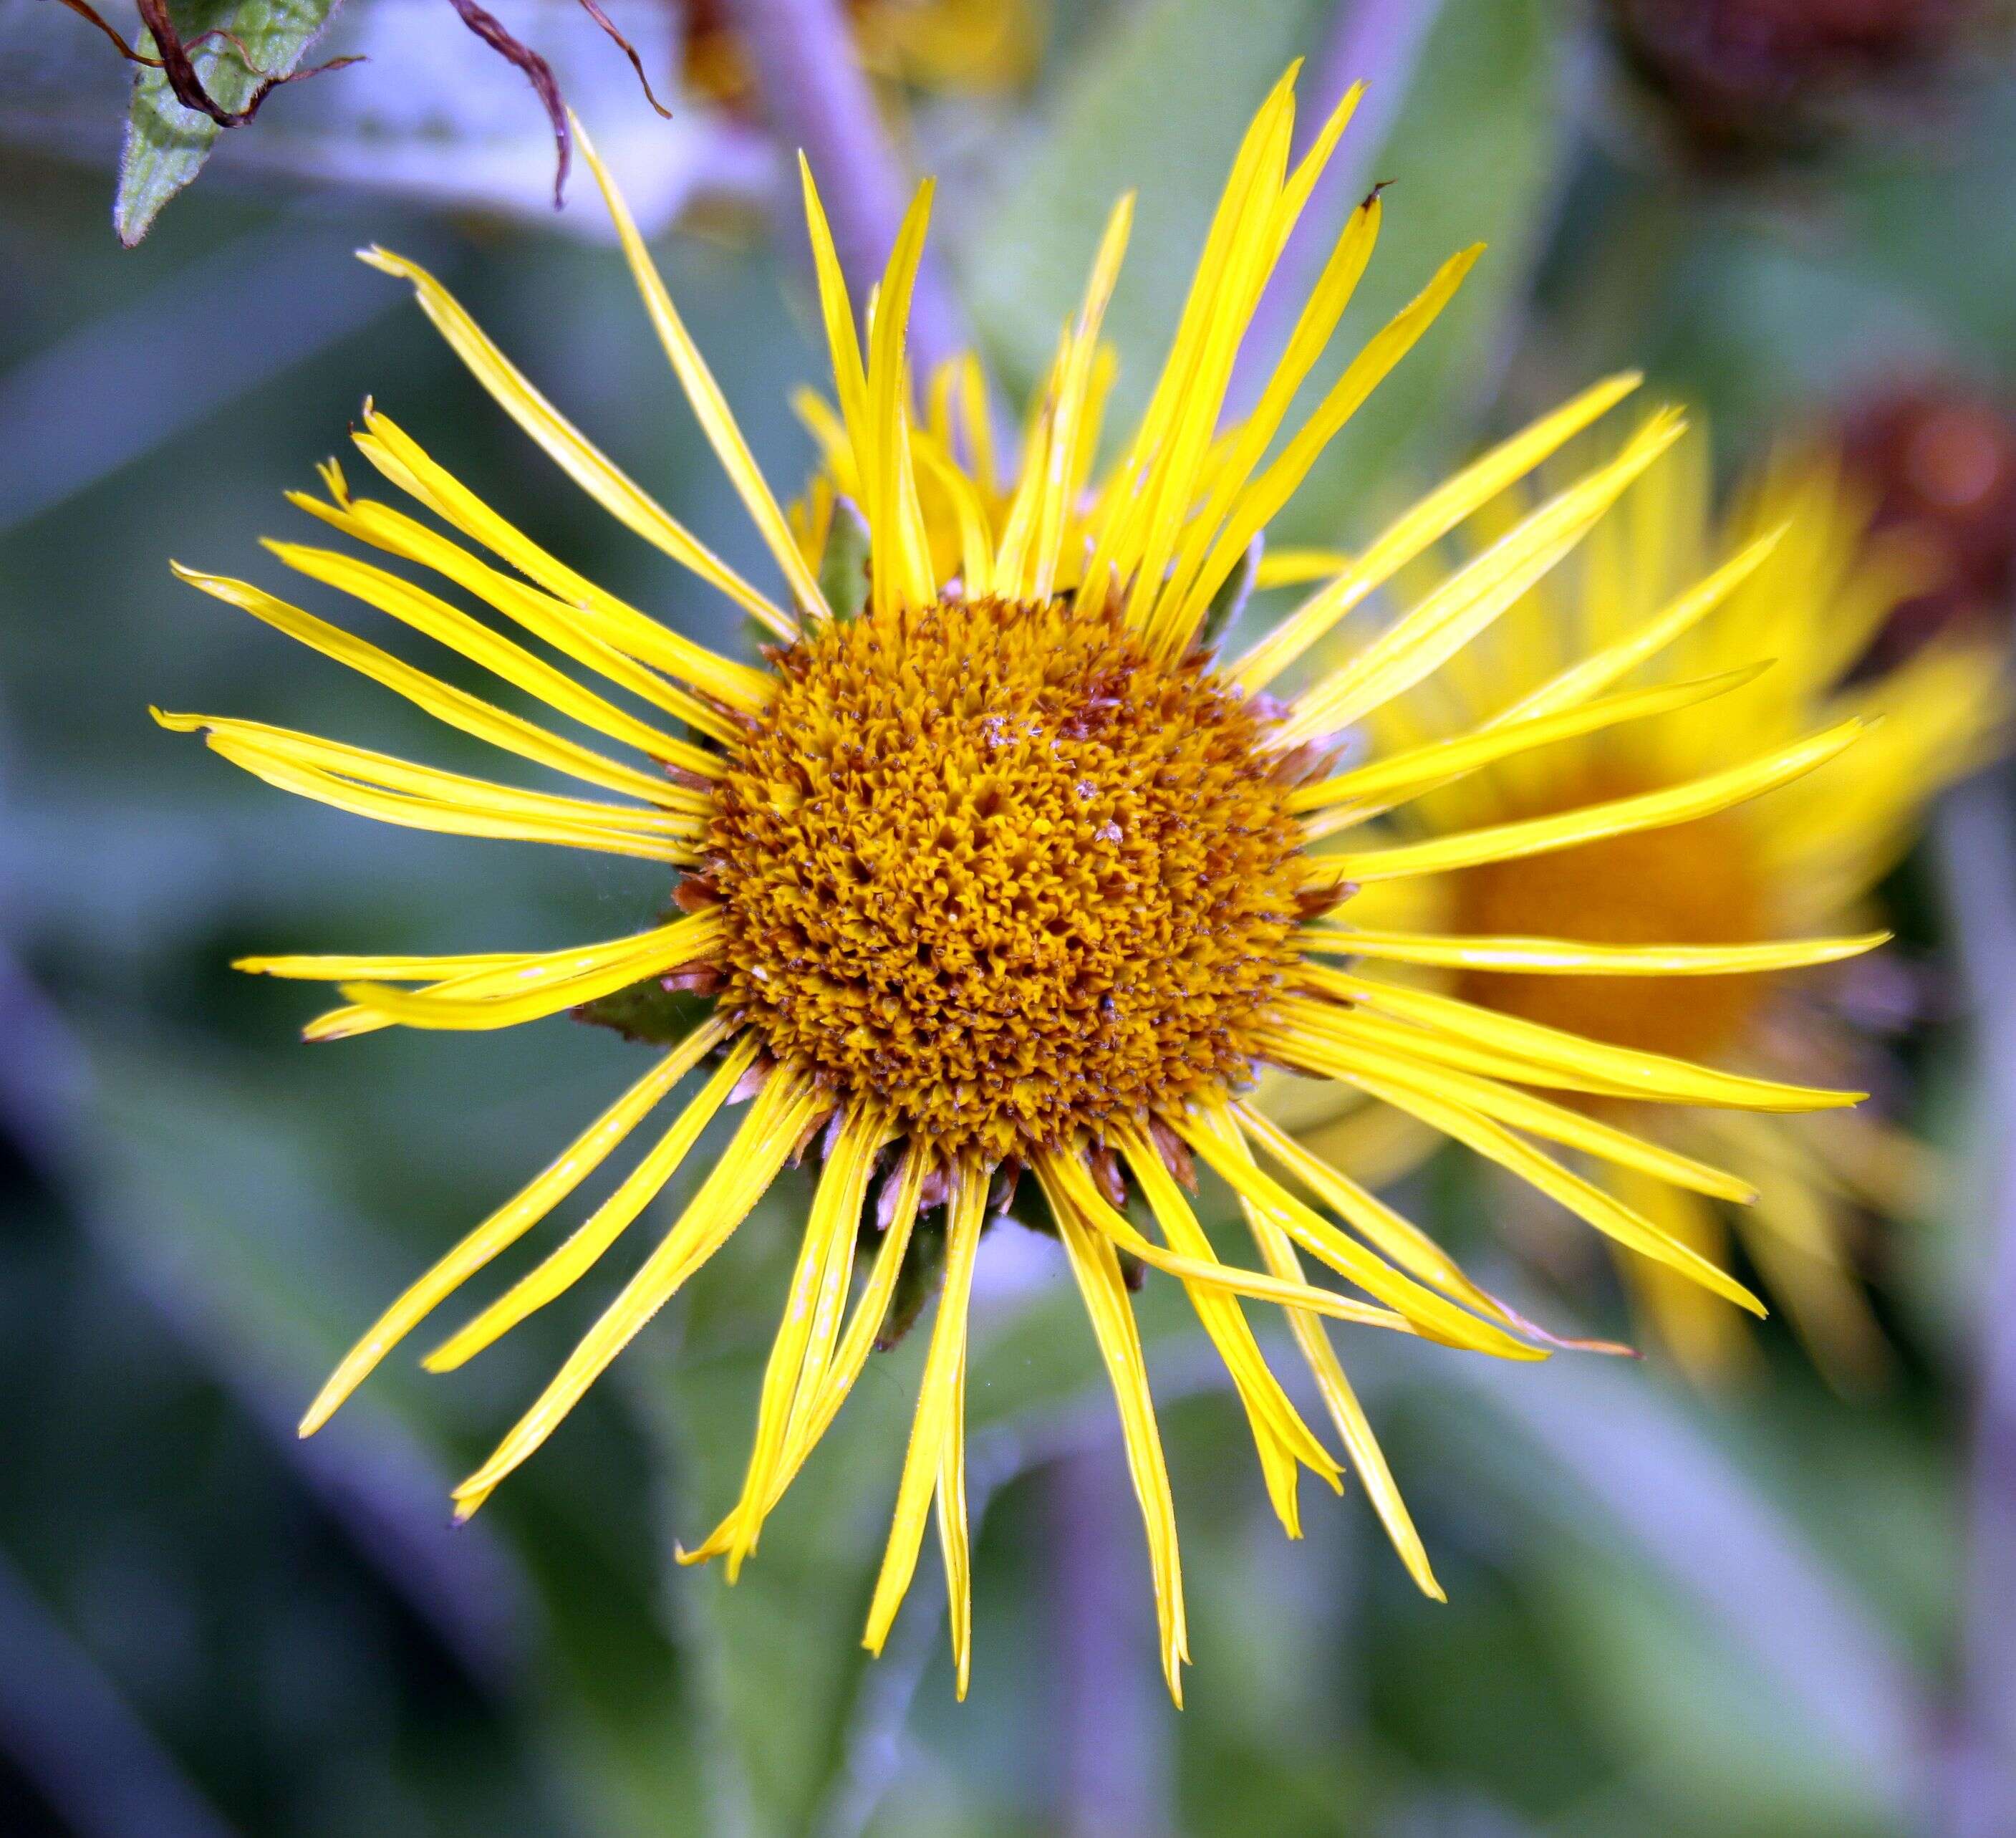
[1043,1165,1190,1704]
[1296,926,1891,976]
[1192,1098,1443,1599]
[357,246,794,637]
[1229,373,1643,693]
[171,566,694,809]
[425,1035,762,1372]
[299,1017,731,1435]
[450,1072,823,1516]
[863,1160,985,1657]
[1314,719,1868,882]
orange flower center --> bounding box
[706,595,1306,1158]
[1451,781,1770,1065]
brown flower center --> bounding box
[705,595,1306,1158]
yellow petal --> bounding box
[1253,547,1353,588]
[936,1332,973,1700]
[1276,1004,1757,1203]
[1316,1054,1765,1316]
[1488,525,1785,728]
[1079,67,1301,628]
[1233,1100,1530,1327]
[1292,665,1768,829]
[171,566,695,810]
[574,115,827,625]
[863,1158,985,1655]
[1162,239,1481,660]
[425,1036,761,1372]
[299,1017,730,1435]
[1026,193,1133,601]
[1315,718,1868,881]
[720,1105,884,1576]
[265,541,713,775]
[357,246,794,637]
[1115,1129,1342,1503]
[451,1072,822,1516]
[348,410,771,712]
[799,158,875,489]
[1281,410,1687,741]
[1172,1113,1543,1361]
[1228,372,1642,693]
[1321,971,1863,1113]
[311,911,721,1040]
[1157,196,1382,639]
[286,484,744,747]
[1191,1097,1442,1600]
[160,717,698,863]
[864,182,940,616]
[1042,1163,1190,1703]
[1296,926,1890,977]
[678,1147,928,1569]
[1041,1149,1412,1334]
[166,713,708,829]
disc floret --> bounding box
[704,593,1308,1159]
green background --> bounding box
[0,0,2007,1832]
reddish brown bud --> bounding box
[672,873,721,913]
[1296,878,1358,922]
[1604,0,1982,168]
[1840,379,2016,667]
[1148,1117,1197,1193]
[1086,1140,1129,1212]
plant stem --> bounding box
[1936,769,2016,1837]
[1048,1445,1171,1838]
[714,0,969,373]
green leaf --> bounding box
[962,0,1566,544]
[116,0,344,246]
[963,0,1321,418]
[1272,0,1566,543]
[576,976,717,1048]
[79,1030,719,1838]
[817,496,874,622]
[627,1184,927,1837]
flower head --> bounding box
[1326,436,2006,1384]
[1603,0,1981,166]
[159,71,1879,1696]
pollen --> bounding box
[1452,781,1768,1065]
[703,595,1307,1158]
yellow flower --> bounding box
[1308,436,2006,1387]
[683,0,1039,112]
[156,71,1876,1699]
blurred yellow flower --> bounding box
[683,0,1040,112]
[157,71,1878,1698]
[1305,437,2006,1386]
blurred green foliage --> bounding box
[1,1,2009,1833]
